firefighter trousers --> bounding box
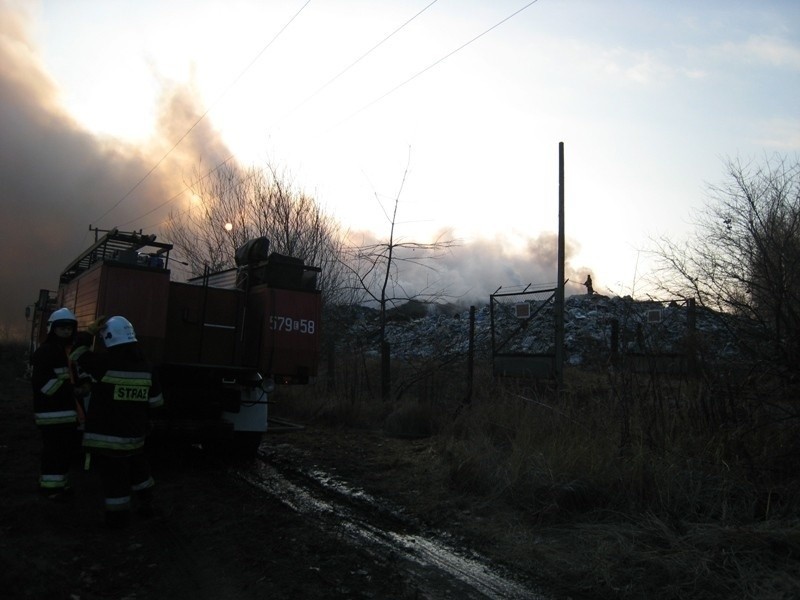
[92,451,155,515]
[39,424,78,493]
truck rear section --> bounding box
[29,229,321,455]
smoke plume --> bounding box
[0,3,231,339]
[0,2,593,342]
[346,229,591,310]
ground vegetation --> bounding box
[3,313,800,599]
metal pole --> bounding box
[465,305,475,404]
[555,142,565,392]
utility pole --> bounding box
[555,142,565,392]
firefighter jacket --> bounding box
[70,337,163,455]
[30,336,78,428]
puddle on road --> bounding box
[234,461,546,600]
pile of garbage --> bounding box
[334,294,742,367]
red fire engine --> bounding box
[28,229,322,455]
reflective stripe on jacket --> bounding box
[83,432,146,452]
[71,341,162,456]
[31,339,77,428]
[39,366,71,396]
[35,409,78,427]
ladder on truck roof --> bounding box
[60,228,173,284]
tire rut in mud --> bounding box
[138,517,240,600]
[231,445,546,600]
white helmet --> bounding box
[99,316,137,347]
[47,308,77,332]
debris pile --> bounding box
[336,294,742,367]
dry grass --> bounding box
[274,355,800,599]
[10,327,797,598]
[28,323,772,600]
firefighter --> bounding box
[30,307,80,499]
[583,274,594,296]
[70,316,164,529]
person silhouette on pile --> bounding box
[583,274,594,296]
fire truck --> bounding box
[28,228,322,455]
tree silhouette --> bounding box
[652,154,800,377]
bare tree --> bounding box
[164,161,350,305]
[338,154,458,399]
[650,154,800,376]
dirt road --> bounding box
[1,376,545,599]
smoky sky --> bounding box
[0,3,592,340]
[348,229,590,309]
[0,3,232,338]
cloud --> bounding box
[754,117,800,150]
[566,42,690,88]
[742,35,800,69]
[716,35,800,70]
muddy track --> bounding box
[138,516,241,600]
[231,444,547,600]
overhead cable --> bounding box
[331,0,540,131]
[121,0,439,230]
[276,0,440,125]
[120,1,541,231]
[92,0,313,227]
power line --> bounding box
[120,1,541,232]
[92,0,313,227]
[275,0,440,126]
[120,1,440,230]
[331,0,541,131]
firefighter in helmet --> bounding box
[30,307,80,499]
[70,316,164,529]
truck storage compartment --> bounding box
[164,282,243,366]
[57,261,170,361]
[236,251,319,291]
[243,285,321,382]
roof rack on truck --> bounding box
[60,228,173,284]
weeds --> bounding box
[274,352,799,599]
[0,340,28,380]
